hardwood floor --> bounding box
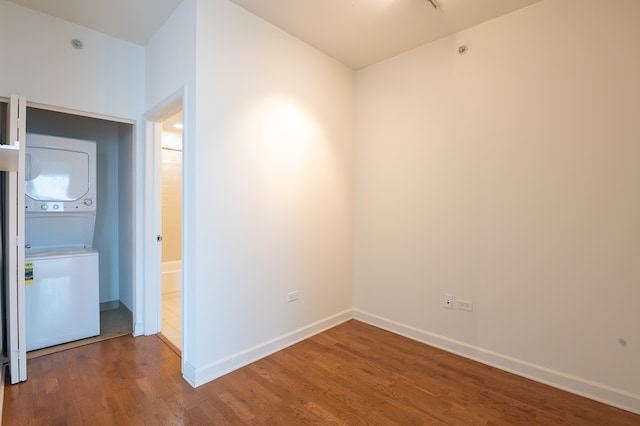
[3,320,639,425]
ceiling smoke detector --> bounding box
[71,39,83,50]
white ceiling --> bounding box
[229,0,544,69]
[9,0,543,69]
[7,0,183,46]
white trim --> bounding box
[3,95,141,341]
[133,322,145,337]
[143,90,185,338]
[161,261,181,294]
[353,309,640,415]
[188,310,353,387]
[142,91,182,337]
[0,97,137,125]
[144,89,184,122]
[183,361,197,387]
[26,101,136,125]
[142,118,163,336]
[143,88,188,378]
[5,95,27,383]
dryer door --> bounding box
[26,147,90,202]
[25,134,96,212]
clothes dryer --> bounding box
[25,133,96,250]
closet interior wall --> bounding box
[25,107,134,312]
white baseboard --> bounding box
[162,260,182,273]
[99,300,121,311]
[133,322,145,337]
[189,309,353,387]
[161,261,182,294]
[183,361,197,387]
[353,309,640,415]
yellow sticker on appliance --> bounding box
[25,262,34,286]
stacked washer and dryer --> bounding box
[24,133,100,352]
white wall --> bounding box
[24,109,123,305]
[145,0,195,112]
[146,0,355,386]
[186,0,355,384]
[117,122,135,310]
[144,0,196,366]
[0,0,144,315]
[354,0,640,413]
[0,0,144,120]
[4,0,636,414]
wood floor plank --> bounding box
[3,320,639,425]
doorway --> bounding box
[22,107,135,356]
[1,97,136,369]
[158,110,183,353]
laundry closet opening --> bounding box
[24,106,135,355]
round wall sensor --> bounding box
[71,39,83,50]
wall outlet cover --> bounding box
[457,299,473,312]
[287,291,299,303]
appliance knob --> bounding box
[84,198,93,206]
[53,204,60,210]
[41,204,48,210]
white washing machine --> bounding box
[25,250,99,351]
[24,133,100,351]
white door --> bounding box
[3,94,27,383]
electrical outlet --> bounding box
[287,291,299,303]
[443,294,453,309]
[456,299,473,312]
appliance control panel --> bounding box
[25,194,96,212]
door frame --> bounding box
[143,91,184,347]
[3,94,27,383]
[1,95,138,382]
